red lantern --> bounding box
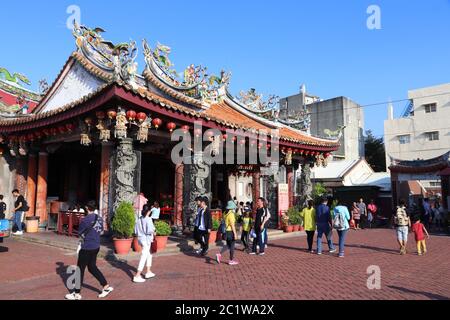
[222,134,227,141]
[239,138,246,145]
[325,152,331,158]
[27,133,34,142]
[166,122,177,132]
[152,118,162,129]
[126,110,137,121]
[84,117,93,126]
[250,139,256,146]
[181,125,190,134]
[58,125,67,134]
[50,128,58,136]
[96,111,106,120]
[66,123,75,132]
[136,112,147,123]
[206,130,214,140]
[107,109,117,120]
[258,143,263,149]
[194,128,202,137]
[305,151,310,156]
[34,131,42,140]
[267,144,271,149]
[42,128,50,136]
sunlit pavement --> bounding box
[1,228,449,300]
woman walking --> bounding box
[351,202,361,230]
[216,201,239,265]
[394,199,411,255]
[133,206,156,283]
[300,200,316,253]
[65,201,113,300]
[333,200,351,258]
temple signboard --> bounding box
[278,183,289,213]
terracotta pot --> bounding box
[299,226,305,232]
[209,231,218,244]
[113,238,132,255]
[152,236,168,253]
[132,237,142,253]
[293,225,300,232]
[283,225,294,233]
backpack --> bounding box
[333,208,345,230]
[21,199,30,212]
[395,207,409,226]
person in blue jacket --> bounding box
[333,199,351,258]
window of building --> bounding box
[425,131,439,141]
[424,103,437,113]
[429,181,441,187]
[398,135,411,145]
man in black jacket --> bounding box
[195,196,212,256]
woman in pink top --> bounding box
[367,200,378,229]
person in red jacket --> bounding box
[411,215,430,256]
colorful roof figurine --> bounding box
[0,67,41,116]
[0,23,340,153]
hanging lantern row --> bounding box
[5,123,77,145]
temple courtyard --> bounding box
[0,228,449,300]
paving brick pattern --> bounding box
[0,229,449,300]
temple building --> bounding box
[0,24,340,232]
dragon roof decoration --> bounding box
[73,22,139,88]
[142,39,231,106]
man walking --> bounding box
[394,199,411,255]
[194,196,212,256]
[357,198,368,229]
[12,189,27,235]
[251,197,267,256]
[316,197,336,255]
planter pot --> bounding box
[132,237,142,253]
[283,225,294,233]
[25,217,39,233]
[209,231,218,244]
[113,238,132,255]
[293,225,300,232]
[152,236,168,253]
[299,226,305,232]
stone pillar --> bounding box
[252,171,261,212]
[112,138,138,210]
[15,157,27,195]
[35,152,49,224]
[183,152,211,230]
[25,154,38,217]
[99,143,113,231]
[299,161,313,208]
[174,163,184,230]
[287,166,294,208]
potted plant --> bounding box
[281,214,293,233]
[286,207,299,232]
[152,220,172,252]
[210,218,220,244]
[111,202,136,255]
[132,233,142,253]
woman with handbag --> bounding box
[65,201,113,300]
[133,206,156,283]
[216,201,239,265]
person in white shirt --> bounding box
[150,201,160,220]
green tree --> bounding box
[312,182,328,204]
[365,130,386,172]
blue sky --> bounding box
[1,0,449,138]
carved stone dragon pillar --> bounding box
[298,161,314,208]
[182,152,212,231]
[112,138,138,211]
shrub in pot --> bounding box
[152,220,172,252]
[111,202,136,255]
[210,218,220,244]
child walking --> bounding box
[240,208,252,252]
[411,216,430,256]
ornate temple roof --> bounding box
[389,151,450,173]
[0,23,340,152]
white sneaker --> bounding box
[13,231,23,235]
[65,293,82,300]
[133,276,146,283]
[144,272,156,279]
[98,286,114,298]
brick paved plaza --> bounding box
[0,229,449,300]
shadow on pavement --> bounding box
[345,244,399,255]
[104,254,136,280]
[388,285,450,300]
[55,262,102,294]
[0,245,9,253]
